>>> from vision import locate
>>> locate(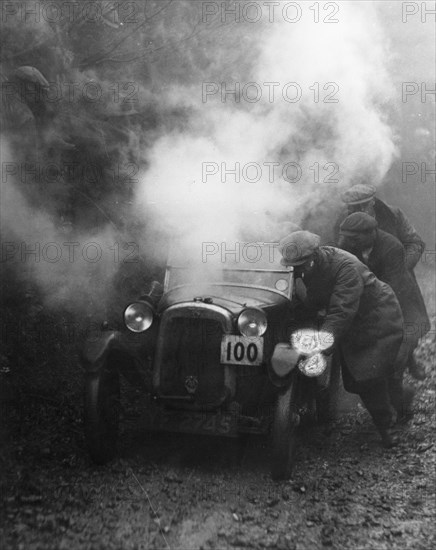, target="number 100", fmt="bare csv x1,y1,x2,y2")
226,342,259,363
